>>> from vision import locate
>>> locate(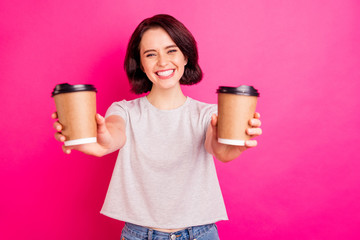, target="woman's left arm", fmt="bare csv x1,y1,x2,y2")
205,112,262,162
